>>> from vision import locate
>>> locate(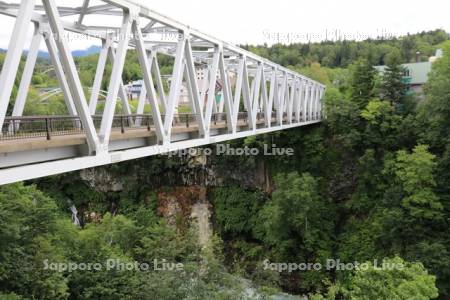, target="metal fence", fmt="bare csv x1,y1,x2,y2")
0,111,321,142
0,113,248,141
